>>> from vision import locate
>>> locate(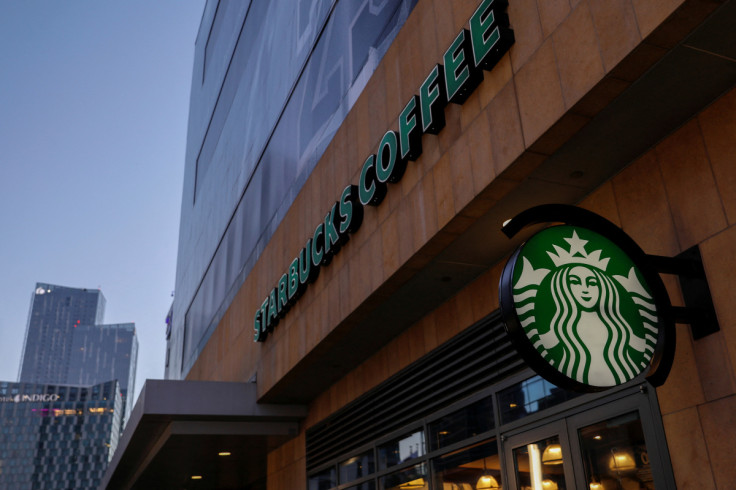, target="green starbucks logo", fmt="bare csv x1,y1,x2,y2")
510,226,658,387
